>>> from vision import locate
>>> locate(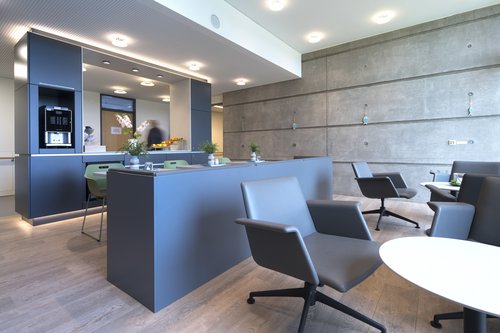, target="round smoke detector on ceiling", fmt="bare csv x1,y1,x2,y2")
211,14,221,29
